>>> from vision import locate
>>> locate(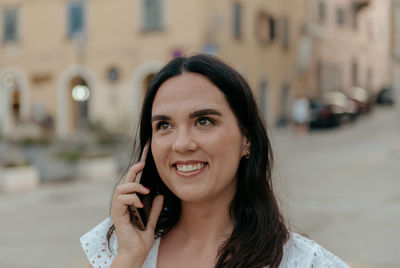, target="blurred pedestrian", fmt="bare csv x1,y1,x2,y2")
80,55,349,268
292,95,310,134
